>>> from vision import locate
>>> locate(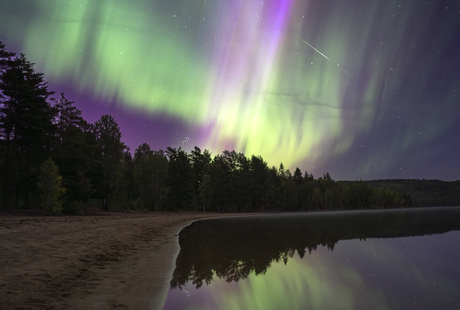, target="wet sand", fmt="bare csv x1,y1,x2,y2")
0,212,228,309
